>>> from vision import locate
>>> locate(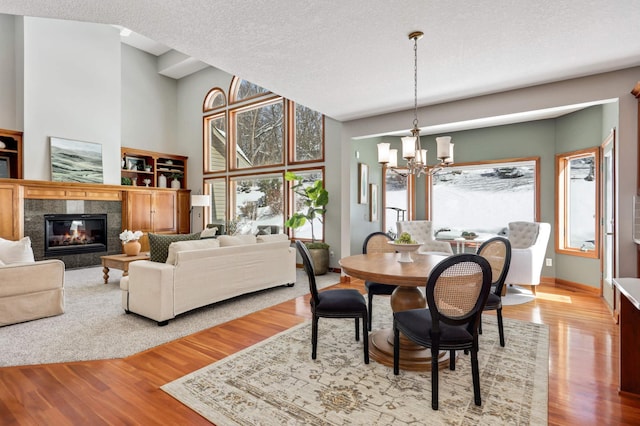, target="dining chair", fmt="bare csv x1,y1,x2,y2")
295,241,369,363
476,236,511,347
504,221,550,295
393,253,492,410
362,231,397,330
396,220,454,255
